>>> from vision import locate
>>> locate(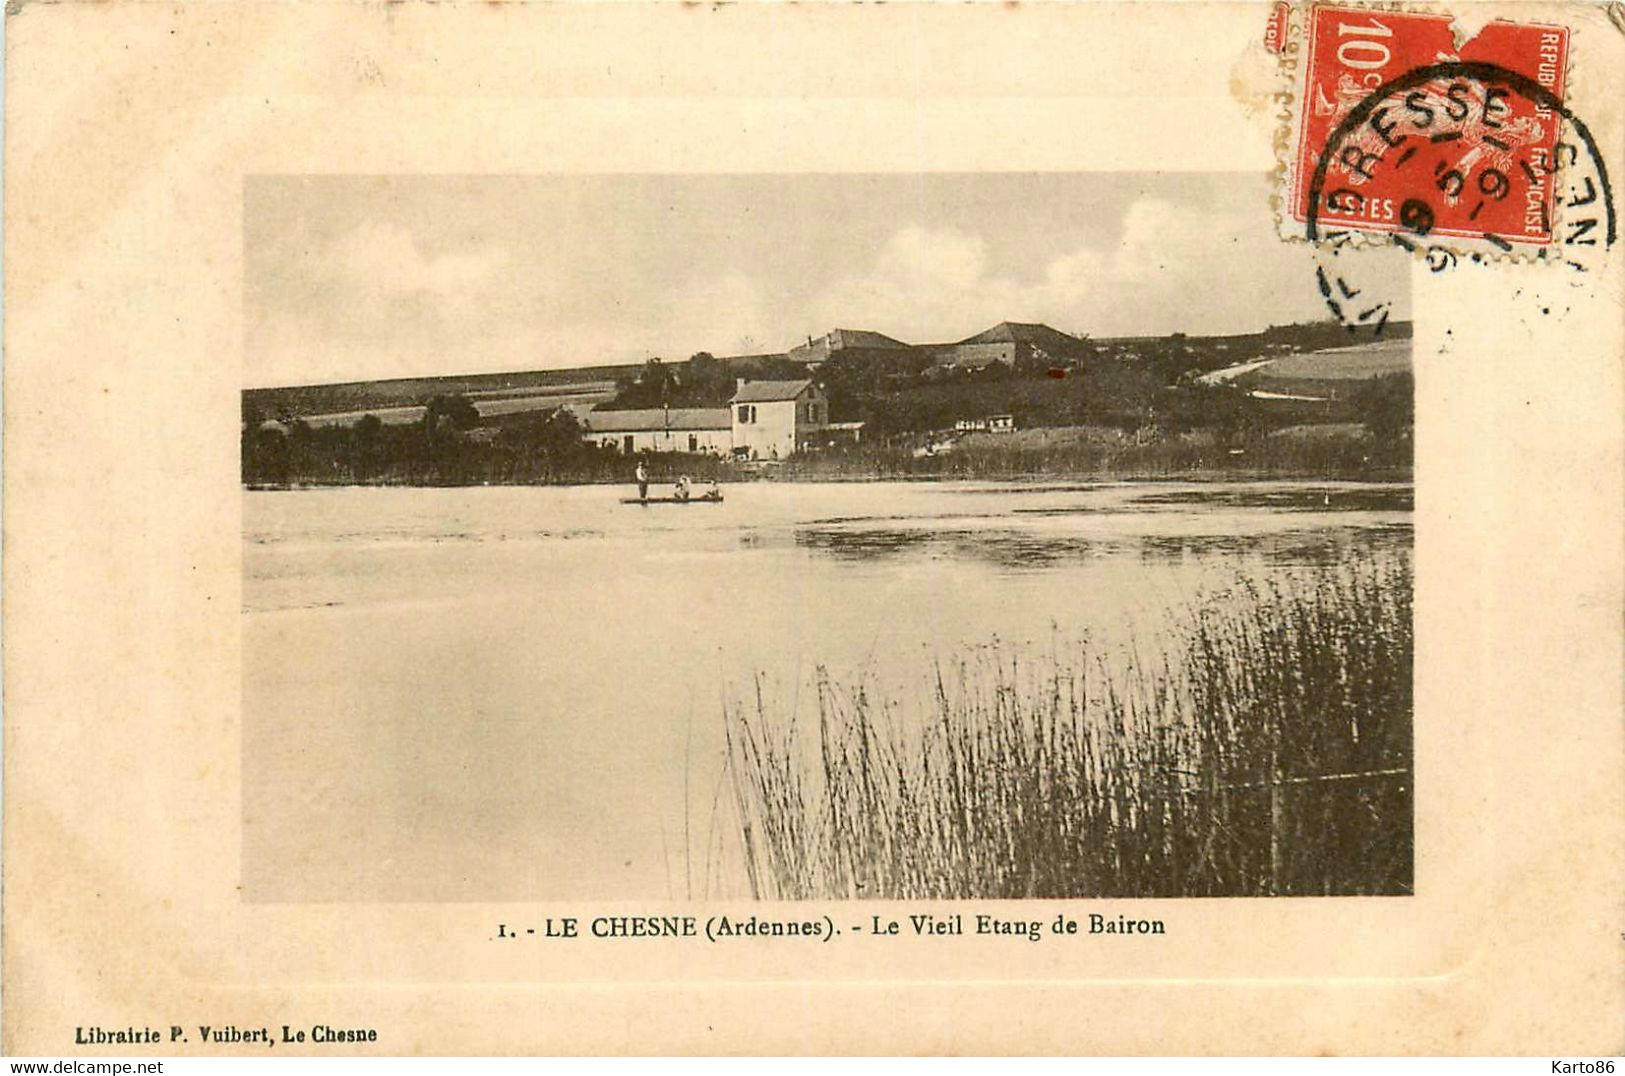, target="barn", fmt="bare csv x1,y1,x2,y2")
583,407,734,455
